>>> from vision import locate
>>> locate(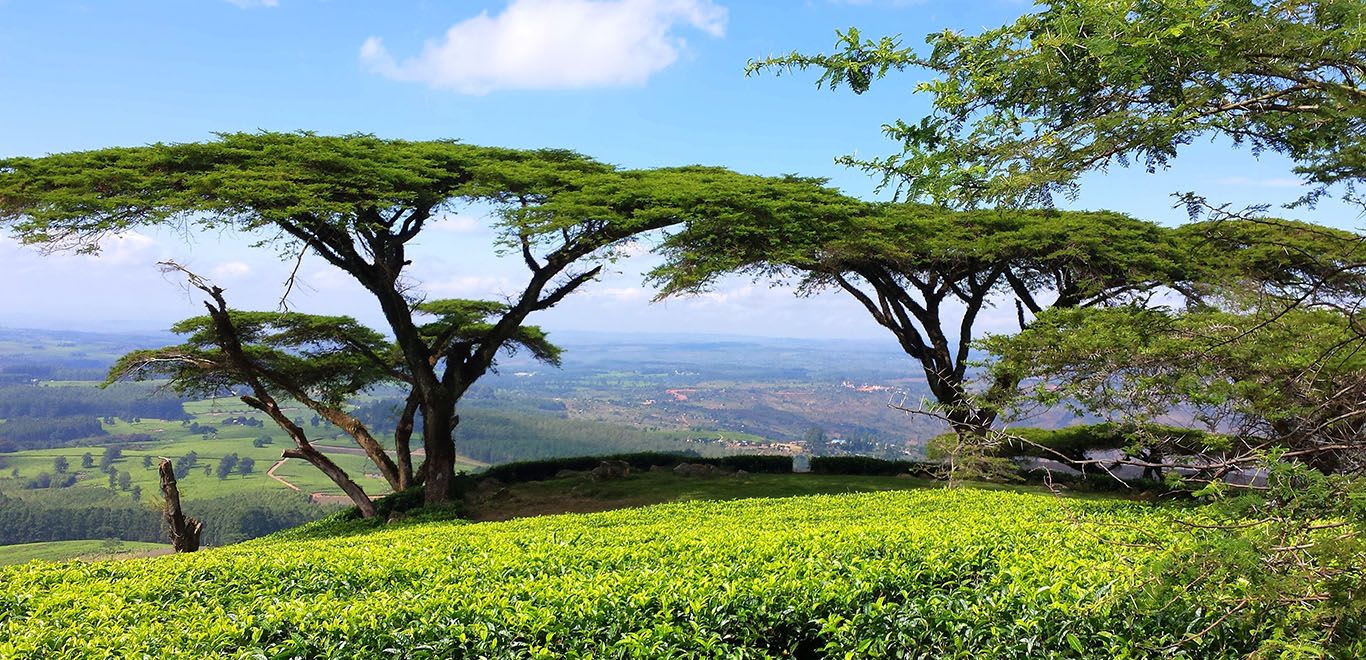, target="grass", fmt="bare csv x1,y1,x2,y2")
0,540,168,566
465,470,943,521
